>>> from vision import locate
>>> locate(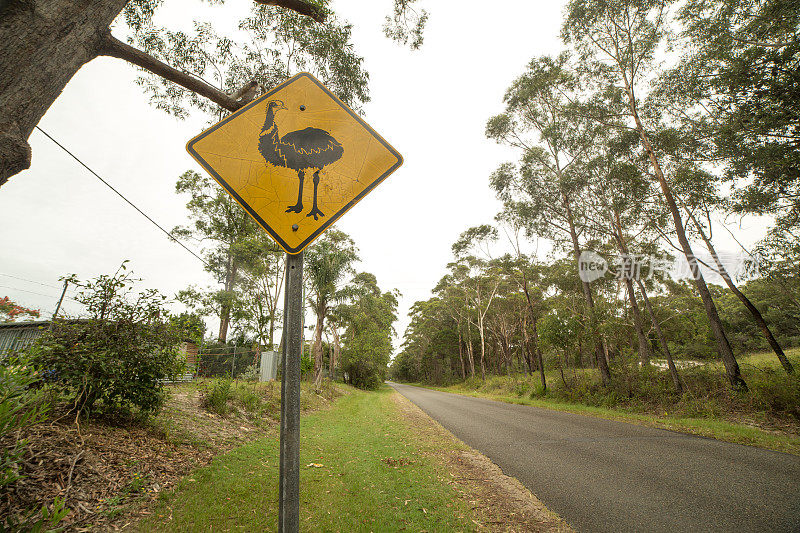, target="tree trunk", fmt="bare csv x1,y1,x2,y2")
533,318,546,392
623,277,653,365
465,318,475,377
634,277,683,393
457,328,466,380
623,82,746,390
563,194,612,384
0,0,323,186
478,317,487,380
688,210,794,374
218,258,238,343
313,309,325,388
610,209,652,365
329,325,340,380
0,0,129,185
